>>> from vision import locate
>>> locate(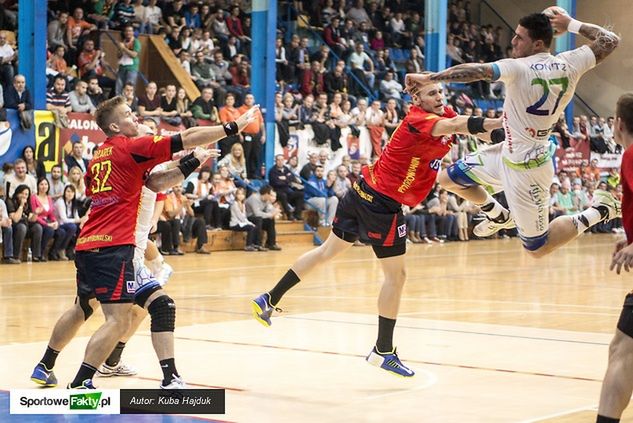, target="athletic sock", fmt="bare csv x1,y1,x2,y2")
596,415,620,423
375,316,397,353
571,208,603,235
40,346,59,370
478,194,508,222
70,362,97,387
268,269,301,306
160,358,180,385
147,255,164,276
105,341,126,367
